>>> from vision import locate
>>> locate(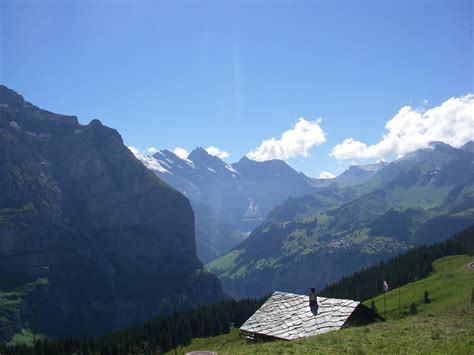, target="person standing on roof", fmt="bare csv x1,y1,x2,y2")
309,287,318,309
